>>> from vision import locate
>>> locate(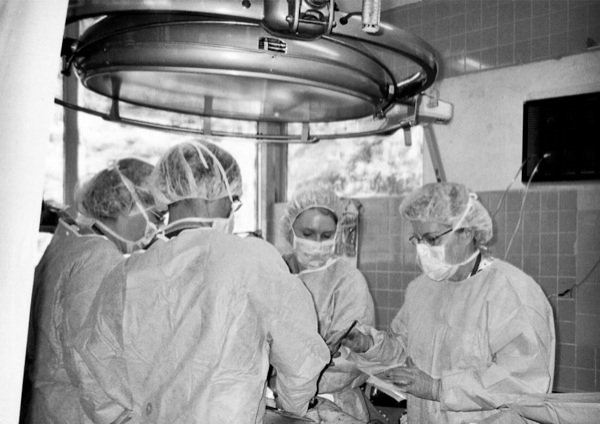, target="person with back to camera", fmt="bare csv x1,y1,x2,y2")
76,141,330,424
25,158,162,424
280,182,378,422
338,182,555,424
